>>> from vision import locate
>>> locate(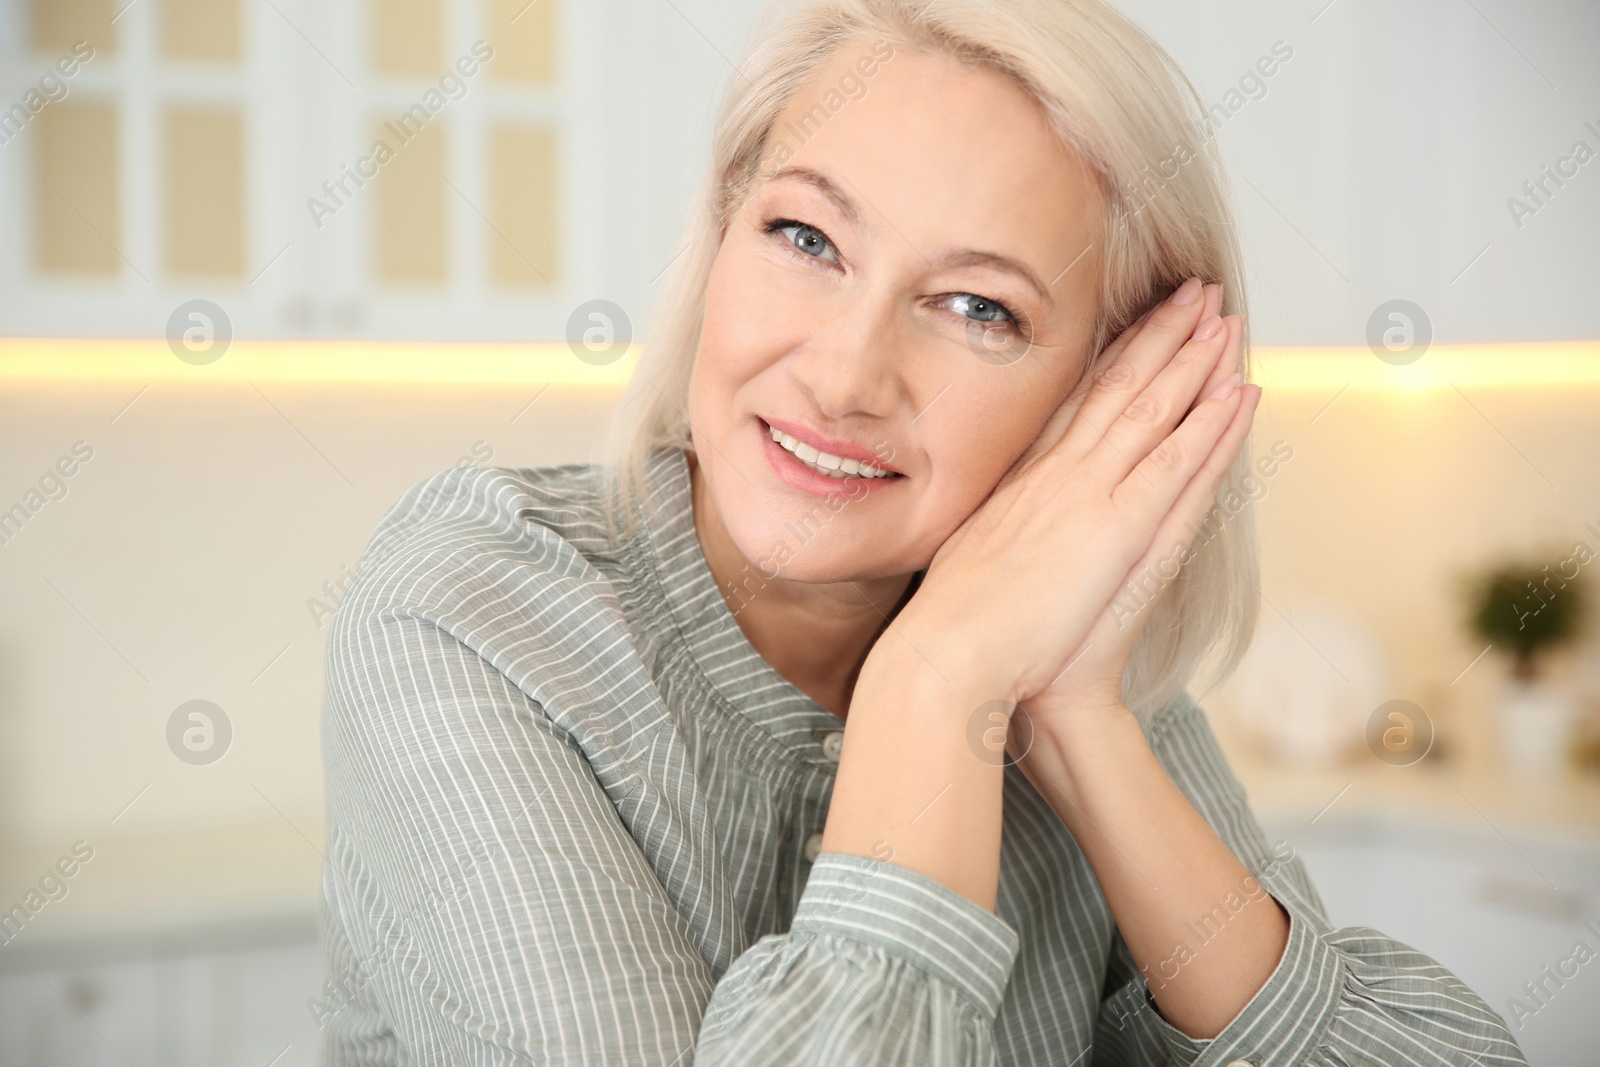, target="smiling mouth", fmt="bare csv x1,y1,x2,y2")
763,421,904,480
